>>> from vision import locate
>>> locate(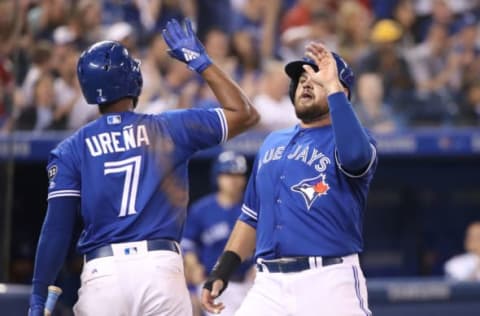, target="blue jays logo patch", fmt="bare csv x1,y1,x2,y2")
291,173,330,210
